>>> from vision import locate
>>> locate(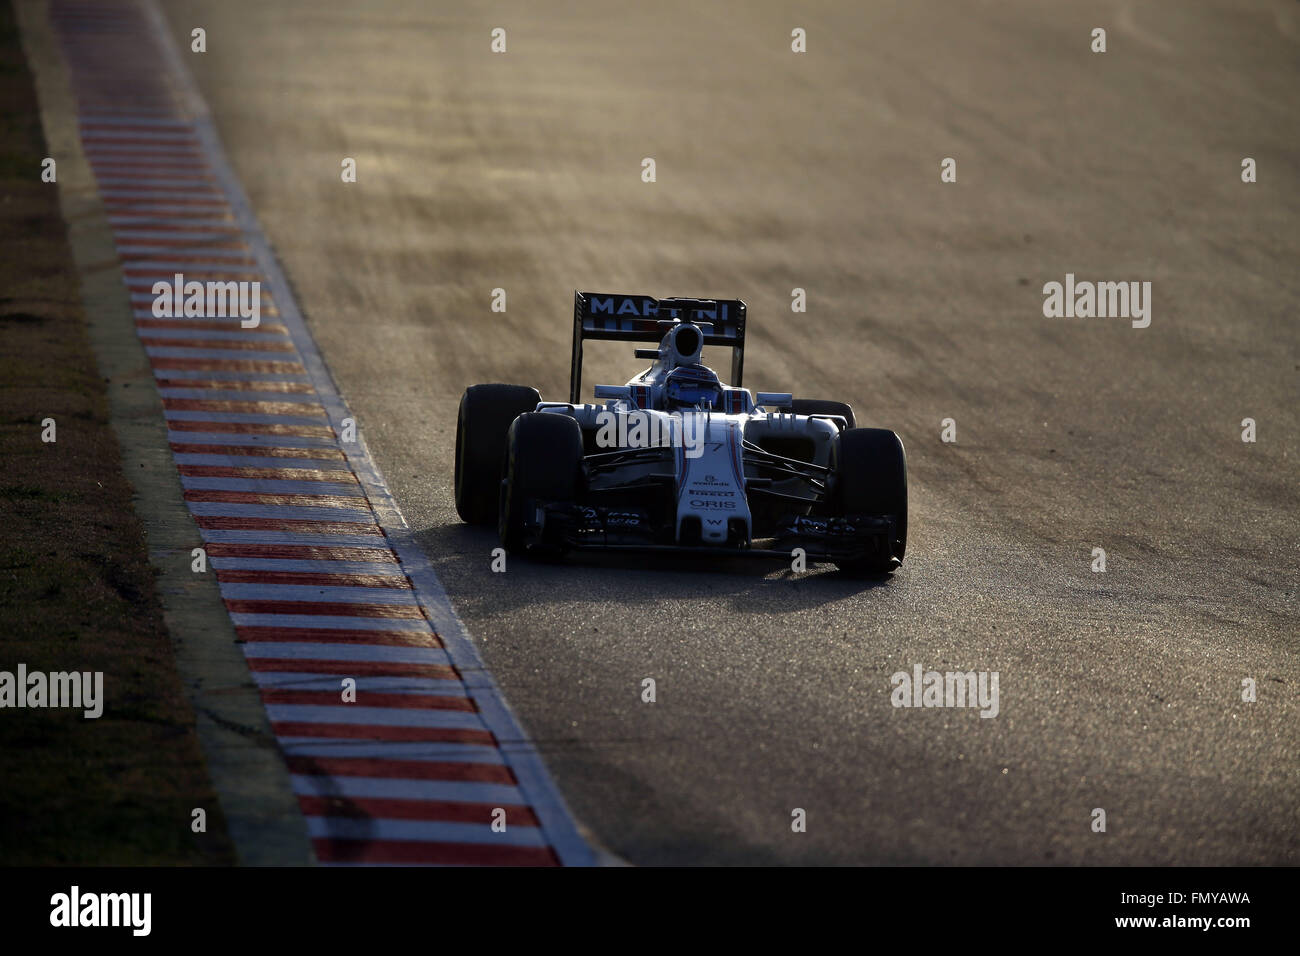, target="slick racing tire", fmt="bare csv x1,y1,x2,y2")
829,427,907,576
454,384,541,525
499,412,584,555
790,398,856,430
